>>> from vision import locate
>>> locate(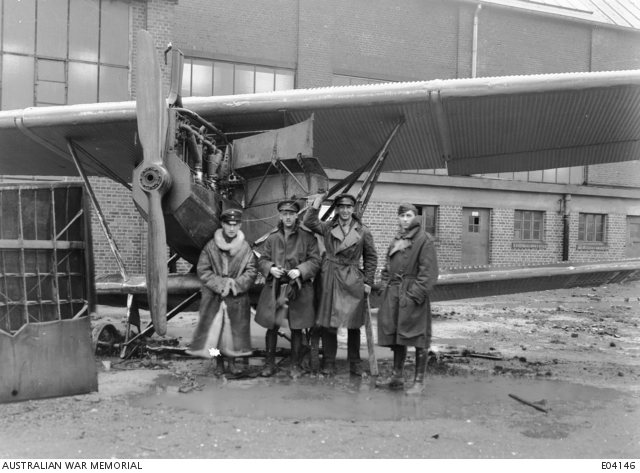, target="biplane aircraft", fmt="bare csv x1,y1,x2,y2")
1,29,640,383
